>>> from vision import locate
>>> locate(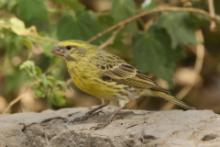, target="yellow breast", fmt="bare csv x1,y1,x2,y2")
66,60,121,100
